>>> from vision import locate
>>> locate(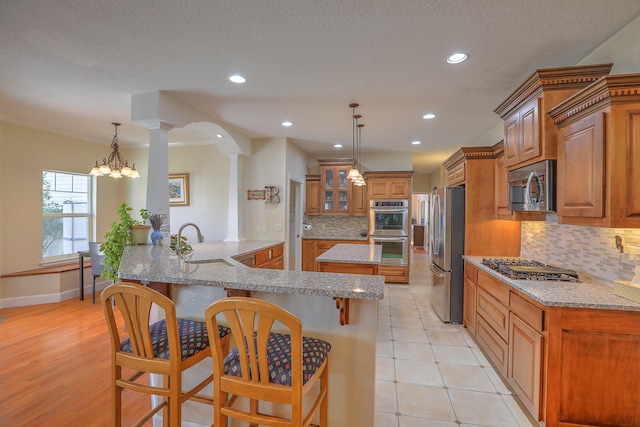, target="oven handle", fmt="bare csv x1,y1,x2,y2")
372,236,407,242
372,208,407,214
